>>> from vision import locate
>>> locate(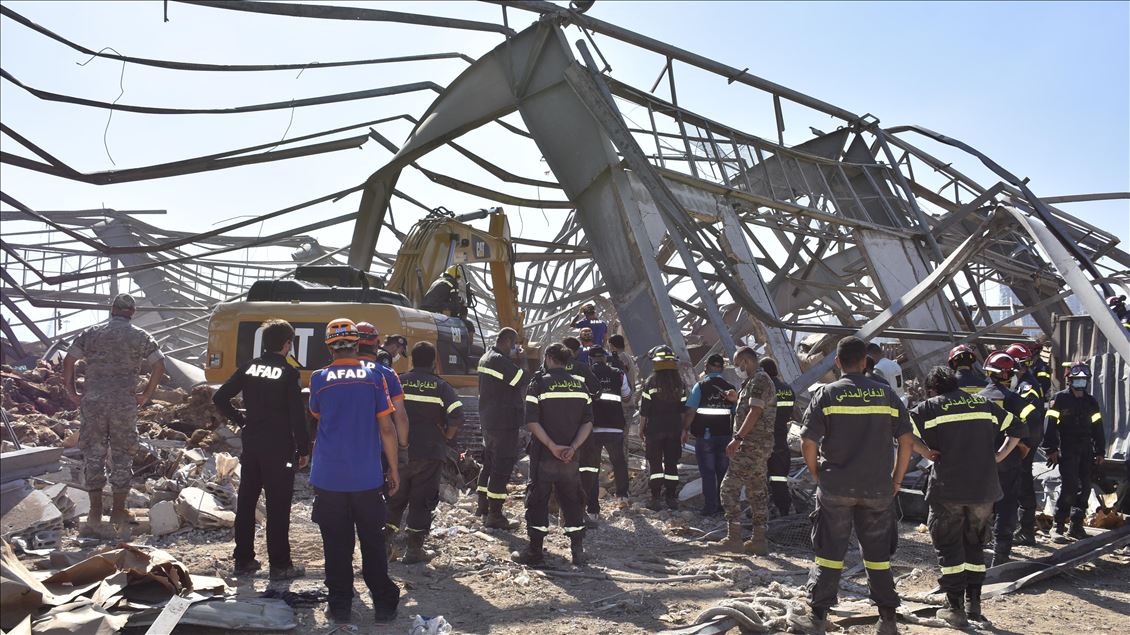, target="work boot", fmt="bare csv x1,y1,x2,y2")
936,591,969,628
401,531,427,565
665,496,679,511
475,490,488,517
80,490,104,537
324,604,351,624
876,606,899,635
1052,521,1070,544
373,603,397,624
1068,520,1088,540
570,538,587,566
1013,525,1036,546
512,536,545,567
965,585,984,622
233,559,261,576
110,491,130,535
792,606,827,635
484,499,516,531
584,513,599,529
719,522,744,552
269,564,305,581
990,546,1010,568
743,525,768,556
646,492,664,511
